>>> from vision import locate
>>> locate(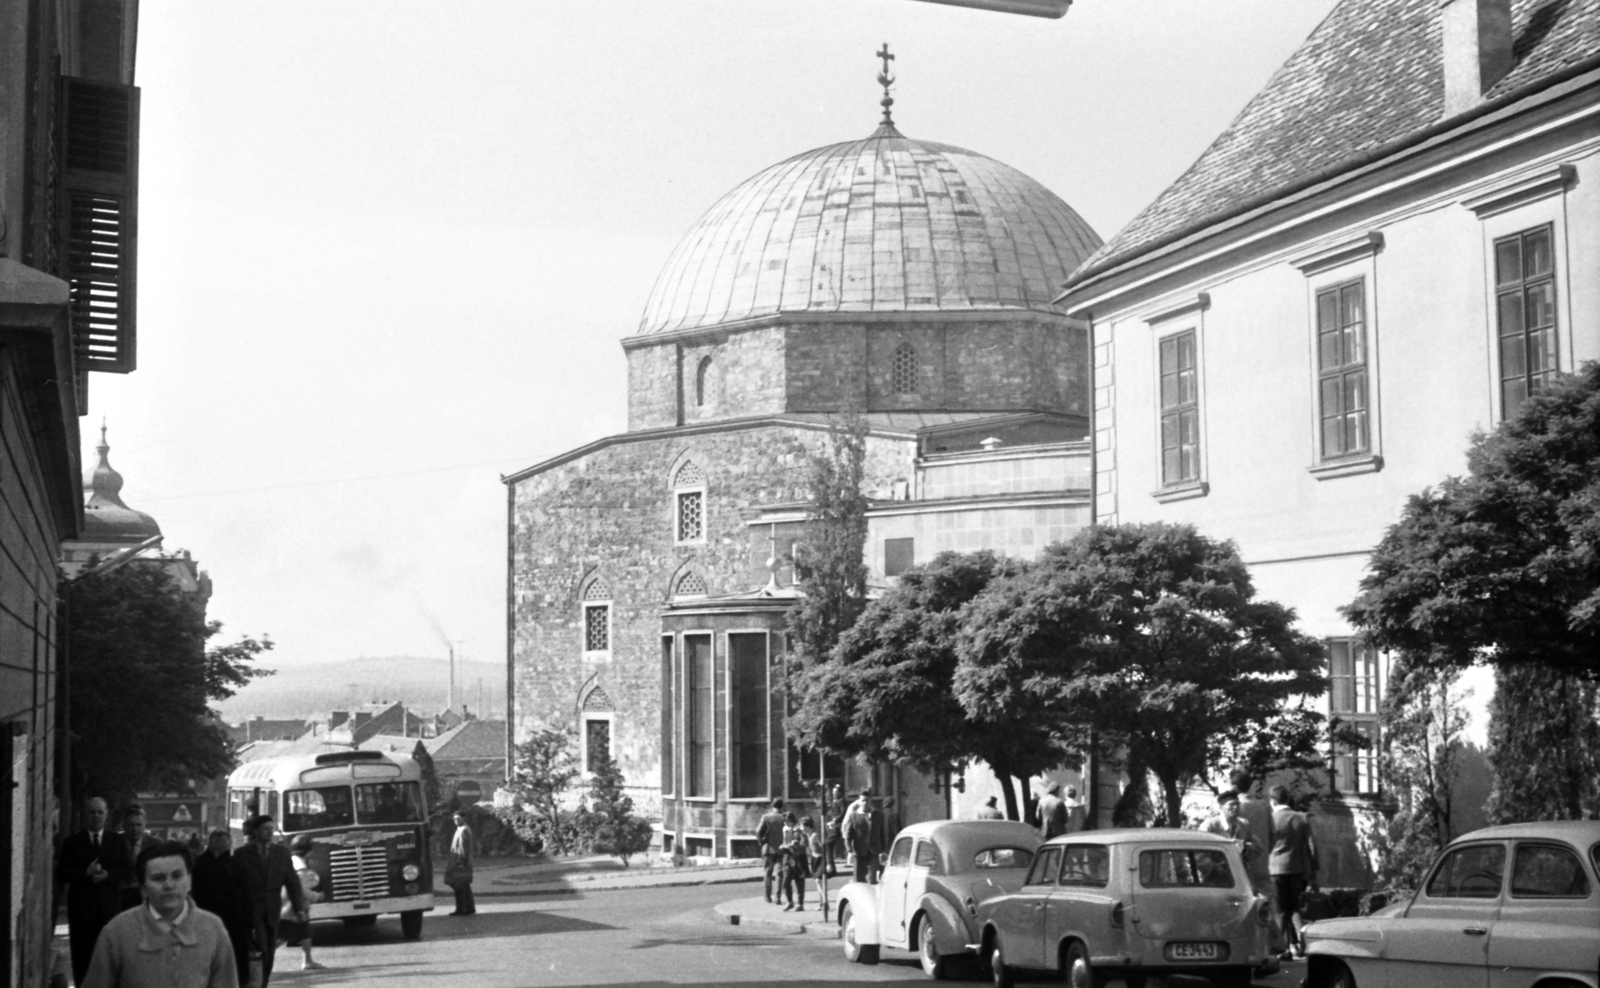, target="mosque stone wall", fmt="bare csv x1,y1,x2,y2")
678,326,787,425
508,423,916,804
626,343,681,430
